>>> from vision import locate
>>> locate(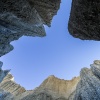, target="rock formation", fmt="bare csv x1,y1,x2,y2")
68,0,100,40
0,0,61,99
0,61,10,83
0,0,61,57
1,60,100,100
0,73,79,100
74,60,100,100
0,0,100,100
